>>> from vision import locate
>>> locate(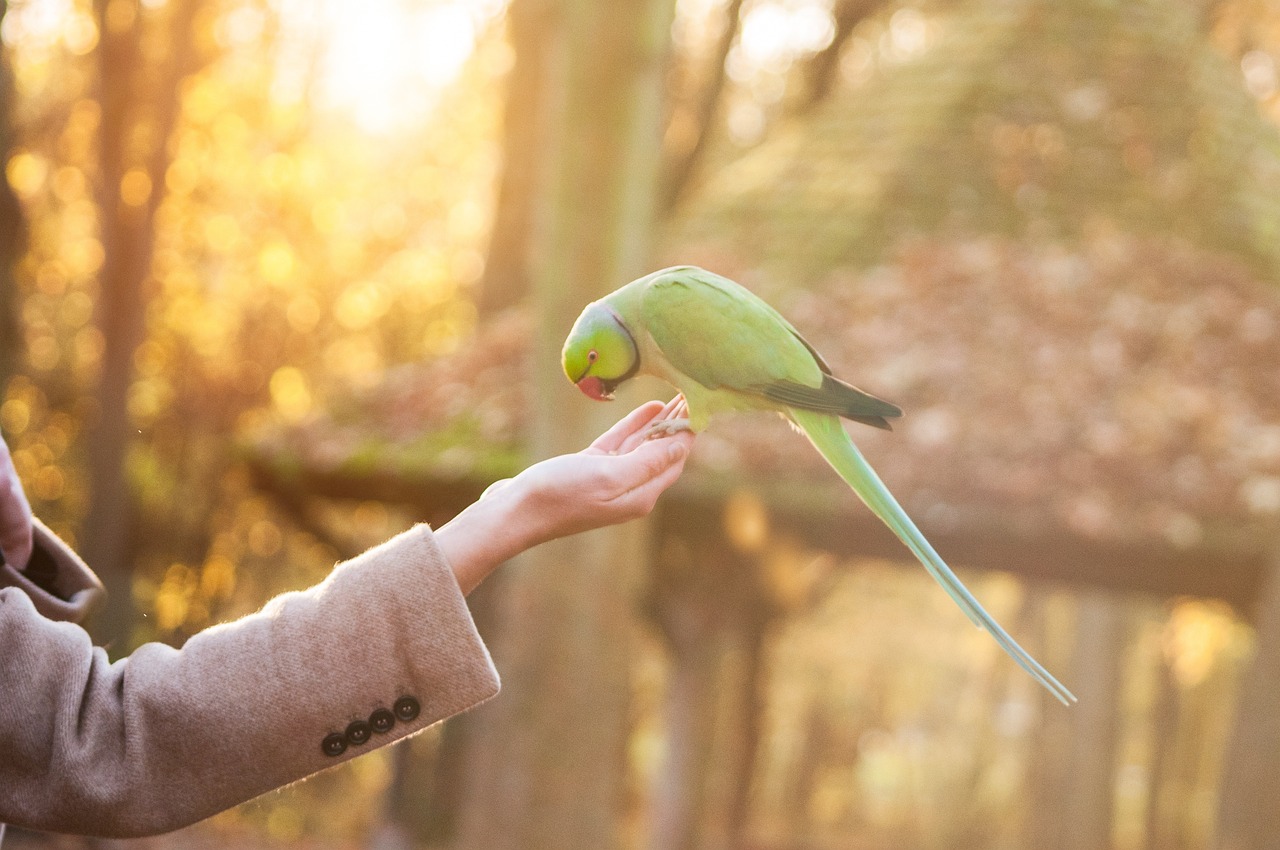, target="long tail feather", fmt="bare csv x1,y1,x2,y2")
792,409,1077,706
